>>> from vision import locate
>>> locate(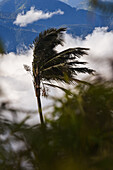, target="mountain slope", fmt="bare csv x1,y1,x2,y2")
0,0,72,14
0,0,110,52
